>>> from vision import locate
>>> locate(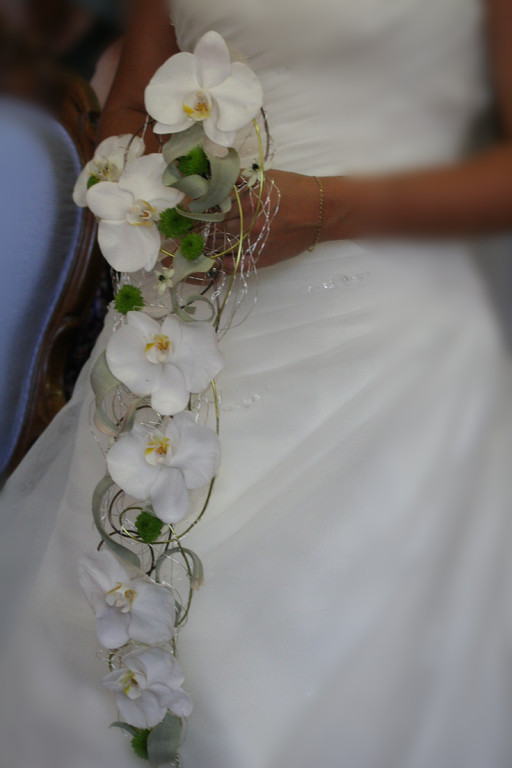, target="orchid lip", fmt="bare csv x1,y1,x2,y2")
183,90,212,121
144,433,174,465
105,581,137,613
145,333,173,364
127,199,158,227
